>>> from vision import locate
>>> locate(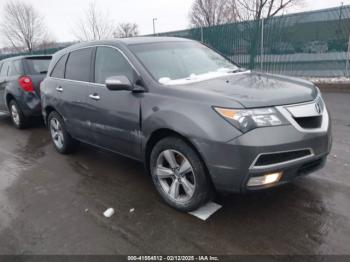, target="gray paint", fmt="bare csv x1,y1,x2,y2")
41,37,332,193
